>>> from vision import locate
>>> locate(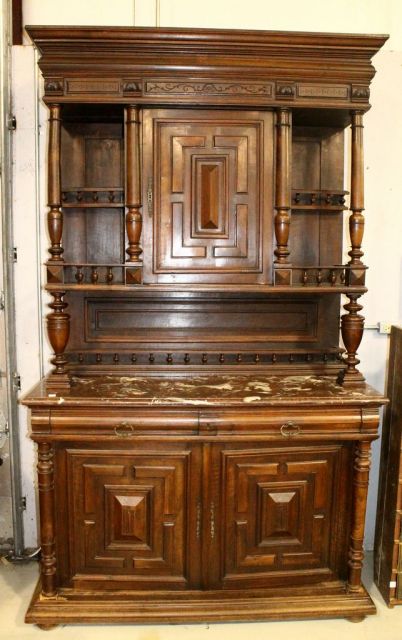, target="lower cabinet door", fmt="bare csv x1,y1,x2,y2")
57,443,202,590
219,442,353,589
